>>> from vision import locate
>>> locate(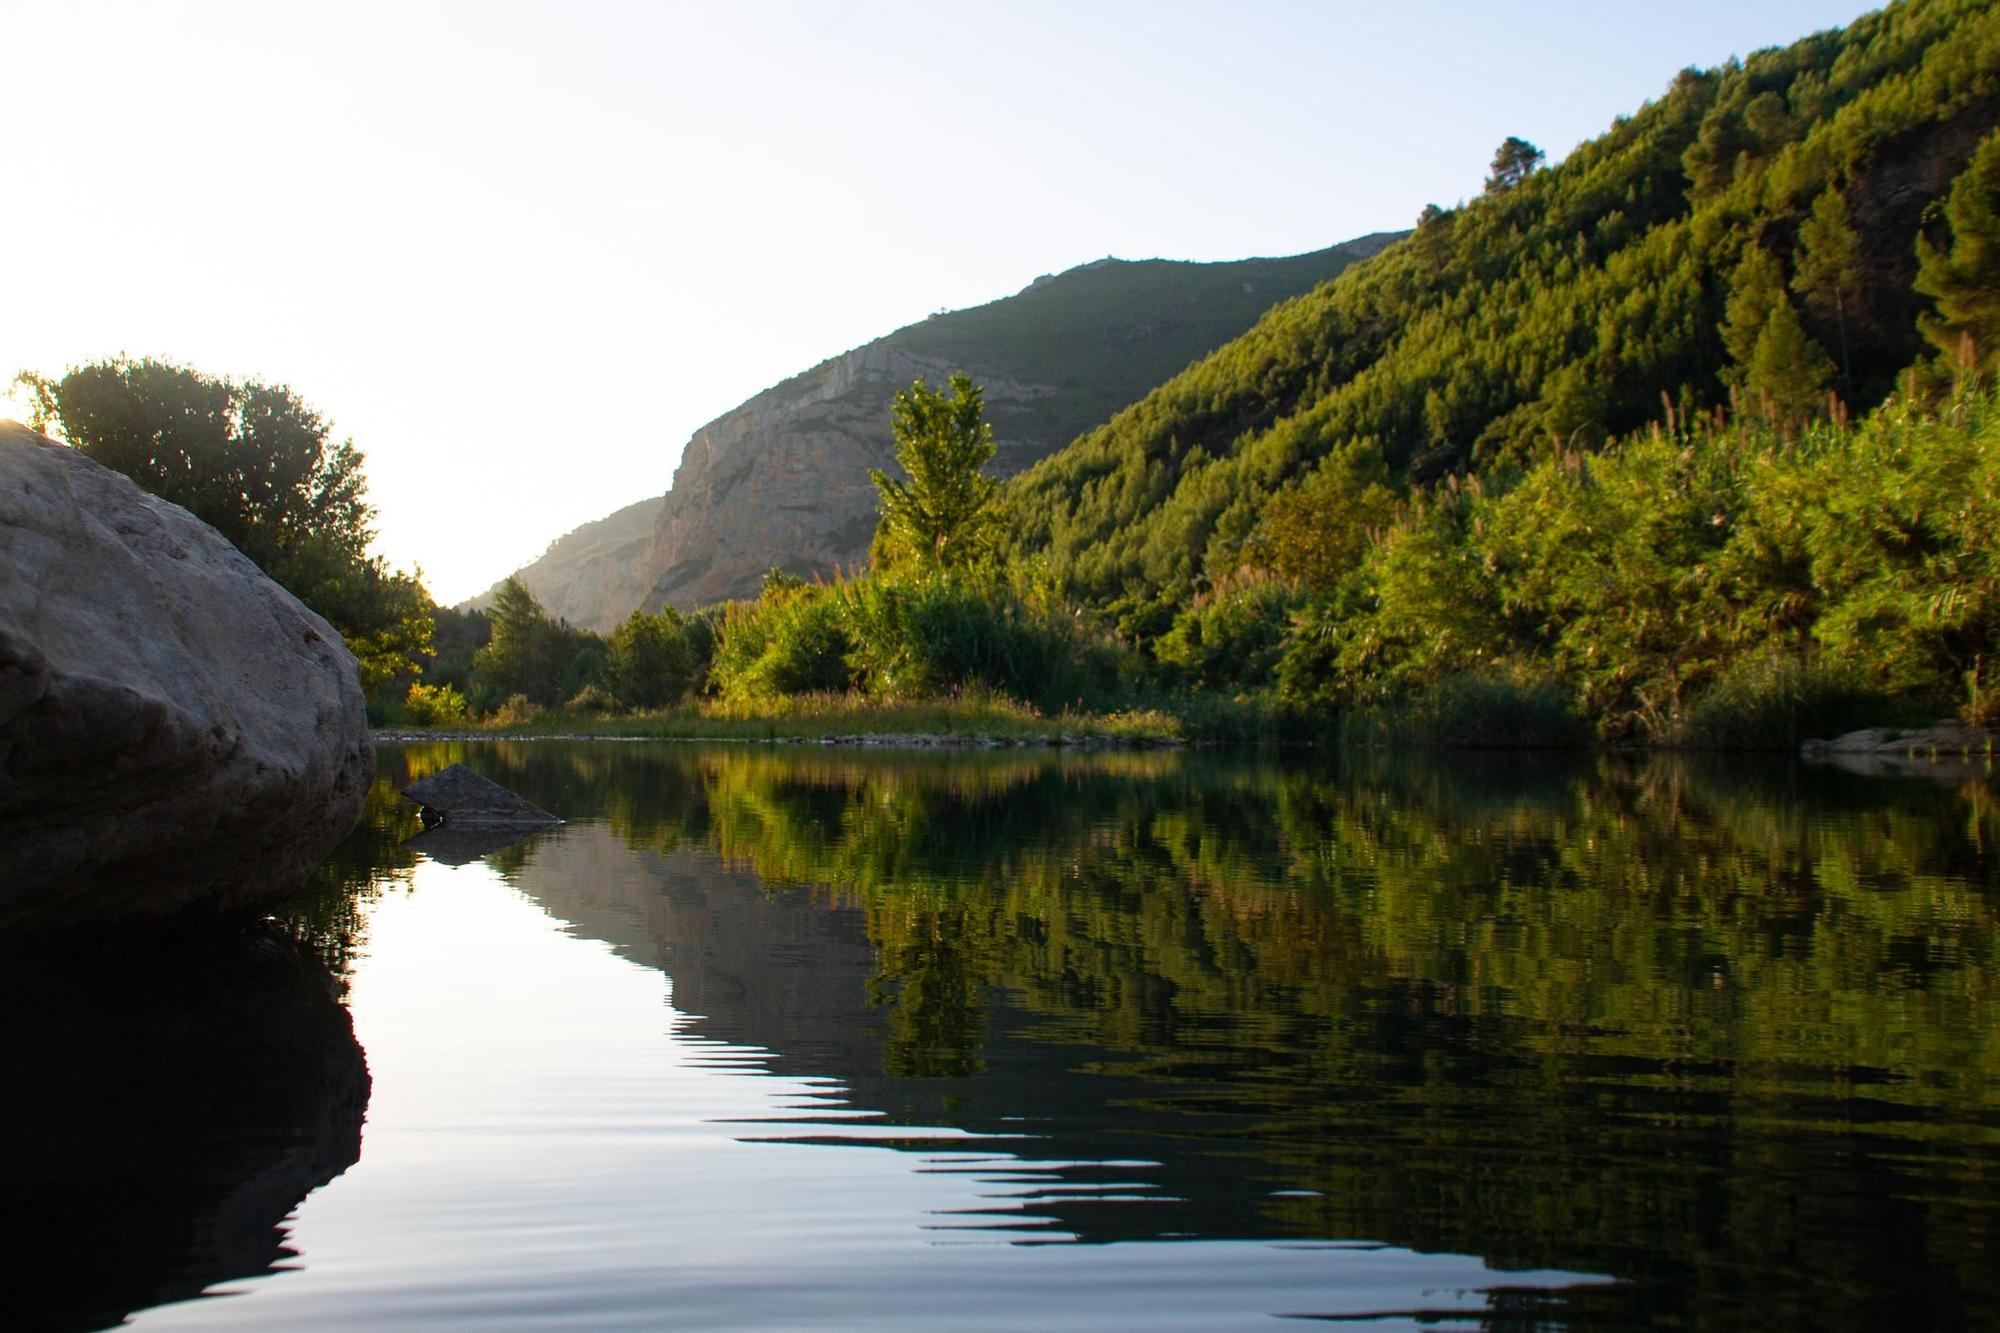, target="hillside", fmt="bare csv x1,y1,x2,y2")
468,236,1399,628
1005,0,2000,634
465,495,662,628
